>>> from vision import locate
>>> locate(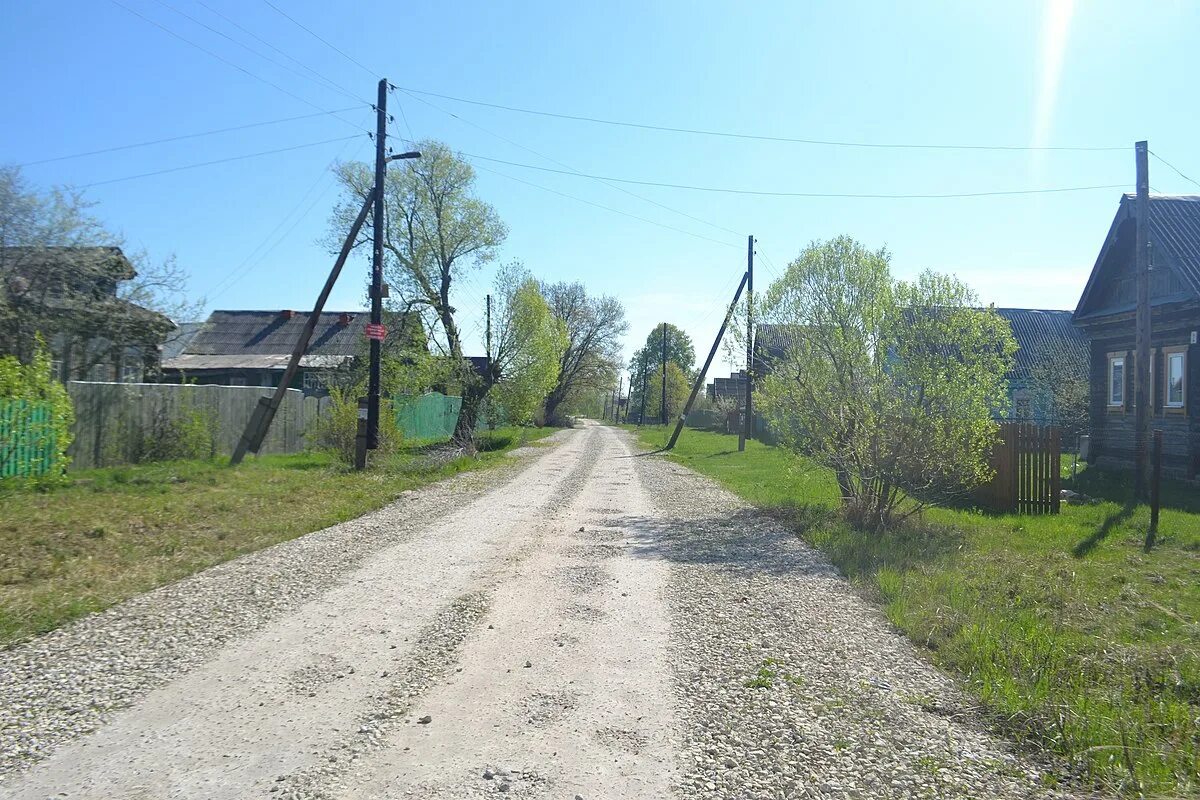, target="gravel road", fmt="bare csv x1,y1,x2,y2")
1,423,1073,799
